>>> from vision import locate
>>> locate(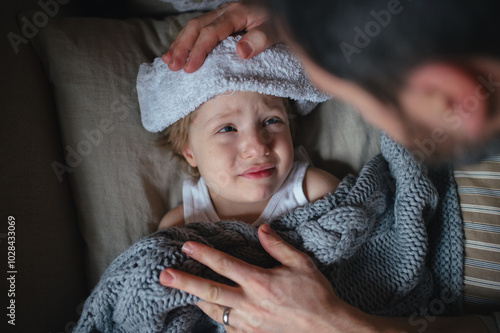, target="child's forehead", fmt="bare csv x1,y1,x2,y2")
190,92,287,126
203,91,286,110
